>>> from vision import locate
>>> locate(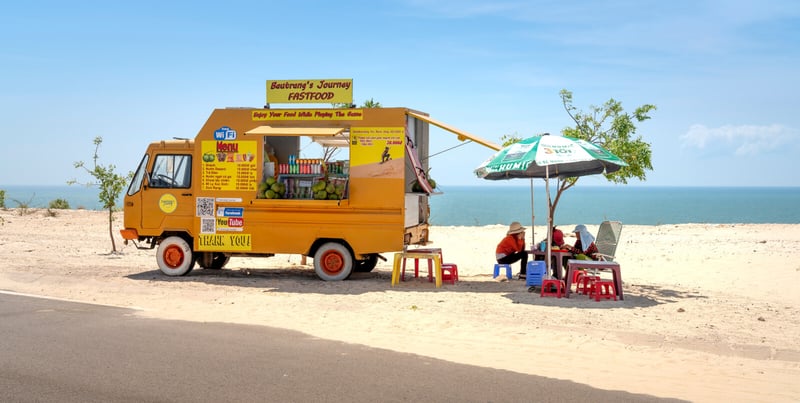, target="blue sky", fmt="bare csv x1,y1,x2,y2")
2,0,798,188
